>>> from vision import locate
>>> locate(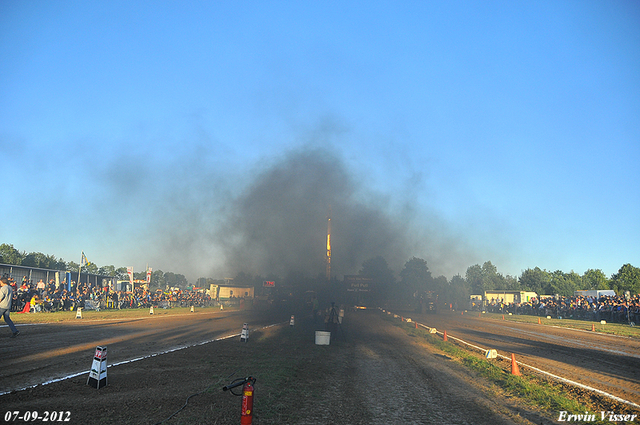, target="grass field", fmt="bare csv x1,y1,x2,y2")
479,311,640,339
